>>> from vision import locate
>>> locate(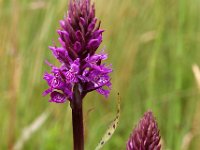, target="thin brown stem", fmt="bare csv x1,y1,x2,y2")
70,84,84,150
